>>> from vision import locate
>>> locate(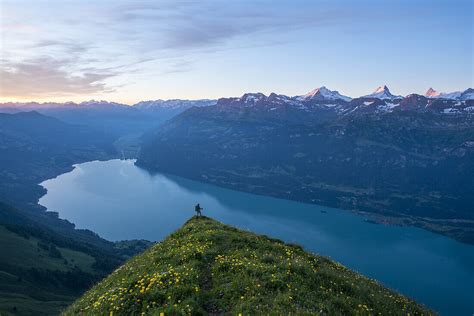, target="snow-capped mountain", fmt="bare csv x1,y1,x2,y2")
424,88,473,100
78,100,126,107
237,93,268,104
214,87,473,117
362,85,402,100
1,86,471,120
460,88,474,101
0,100,130,110
435,91,462,100
425,88,441,98
300,86,351,102
132,99,217,123
134,99,216,111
